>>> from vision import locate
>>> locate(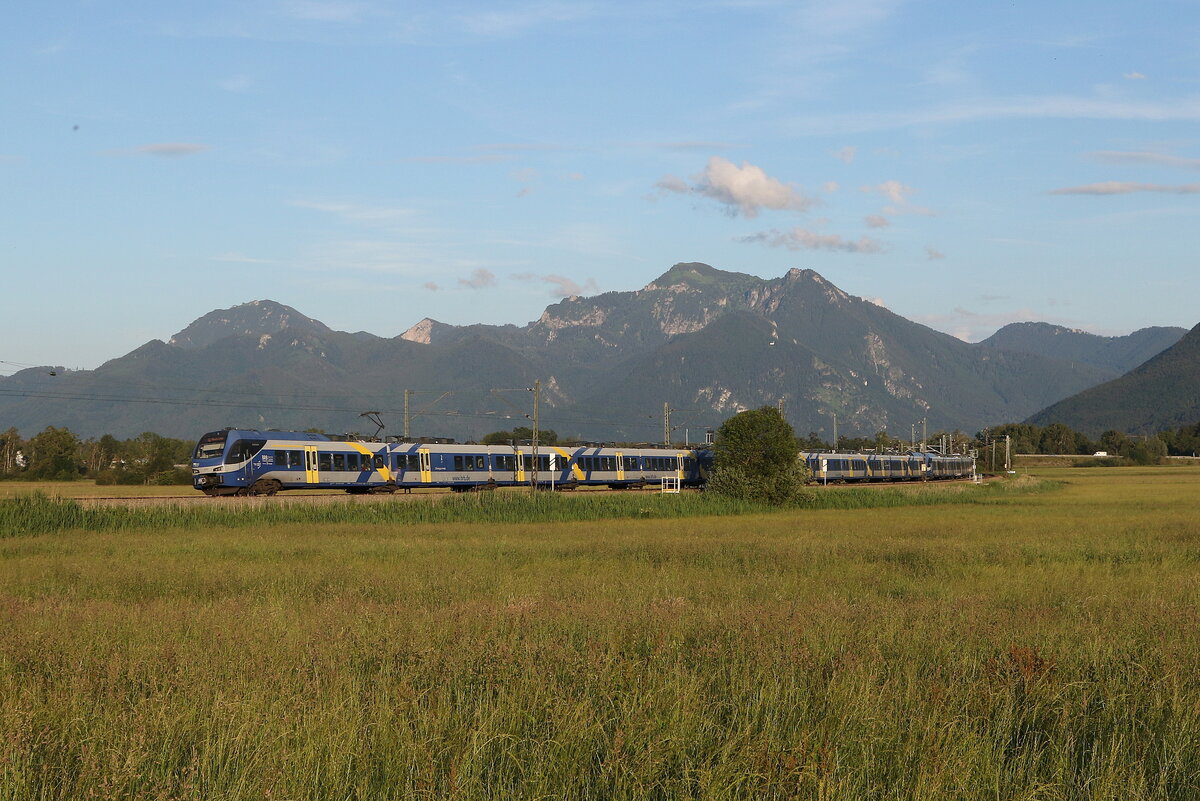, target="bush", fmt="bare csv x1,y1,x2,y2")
708,407,811,505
